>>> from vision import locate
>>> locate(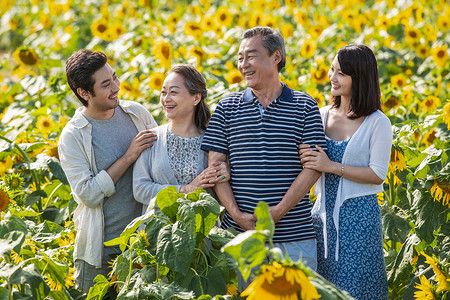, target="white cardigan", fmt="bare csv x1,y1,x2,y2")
313,106,392,261
133,124,208,213
58,100,157,267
